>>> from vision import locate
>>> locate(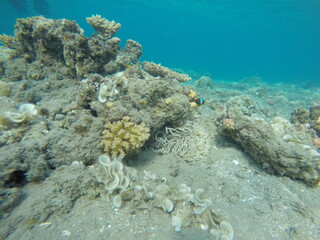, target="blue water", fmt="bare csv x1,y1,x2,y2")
0,0,319,84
